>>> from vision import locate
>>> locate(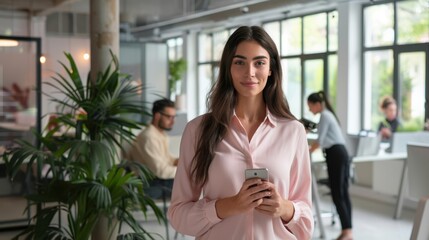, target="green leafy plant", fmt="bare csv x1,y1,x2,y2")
397,117,424,132
168,58,187,96
2,52,164,240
